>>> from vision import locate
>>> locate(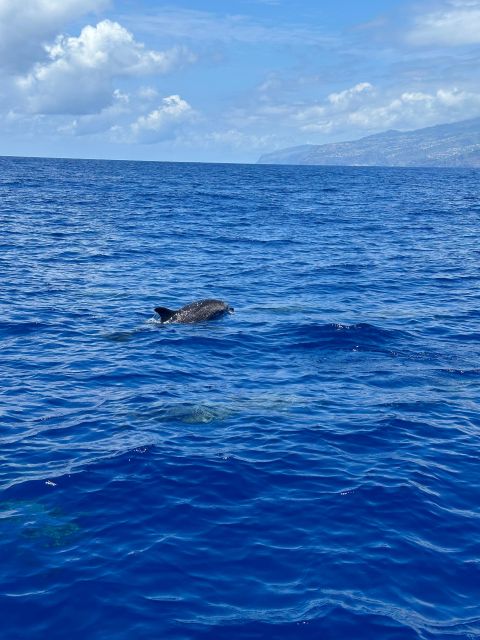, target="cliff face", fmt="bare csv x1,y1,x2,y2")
257,117,480,167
